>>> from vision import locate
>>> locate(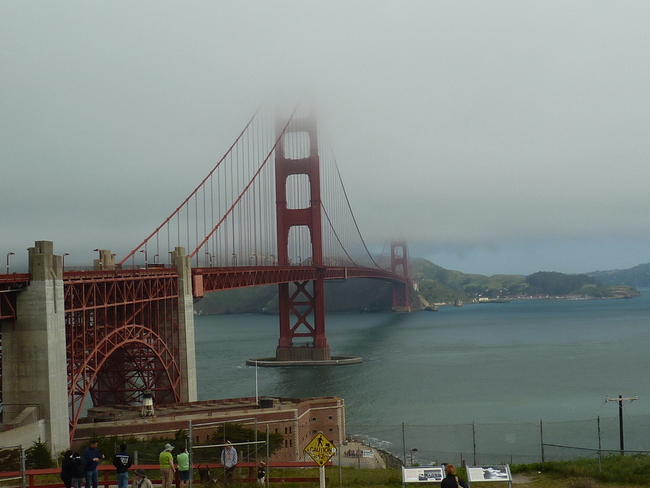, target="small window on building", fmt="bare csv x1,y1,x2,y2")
328,416,333,420
312,417,317,421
